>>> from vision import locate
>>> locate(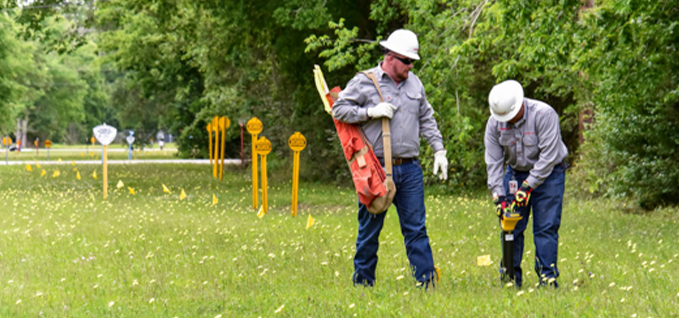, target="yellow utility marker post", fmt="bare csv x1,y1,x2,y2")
212,116,220,178
45,140,52,160
288,132,306,217
3,137,11,165
255,136,272,215
220,116,230,180
246,117,263,210
207,123,213,164
93,124,117,200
